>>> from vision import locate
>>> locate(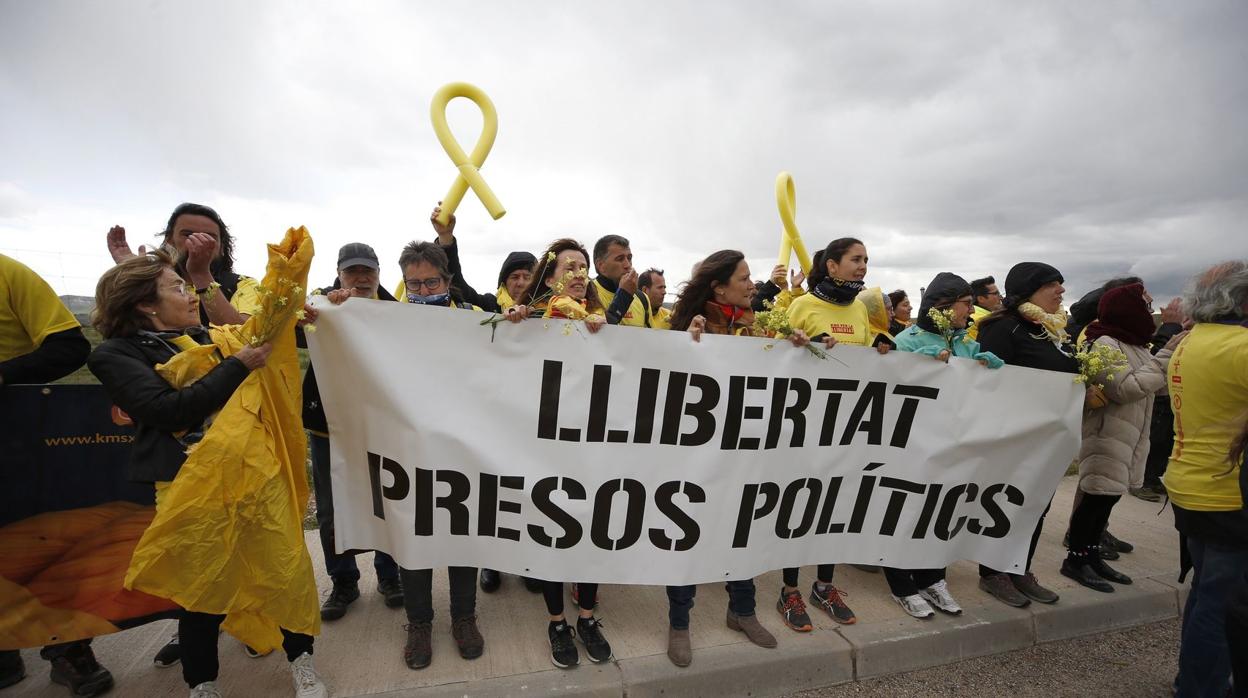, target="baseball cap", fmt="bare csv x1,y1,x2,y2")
337,242,380,271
